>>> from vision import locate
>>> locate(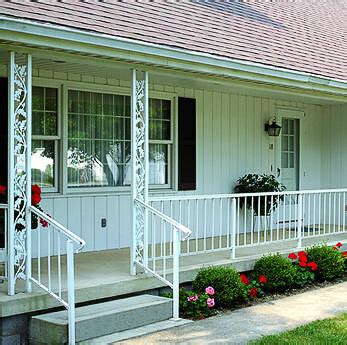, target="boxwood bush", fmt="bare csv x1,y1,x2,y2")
306,244,345,281
254,254,296,291
192,266,245,308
